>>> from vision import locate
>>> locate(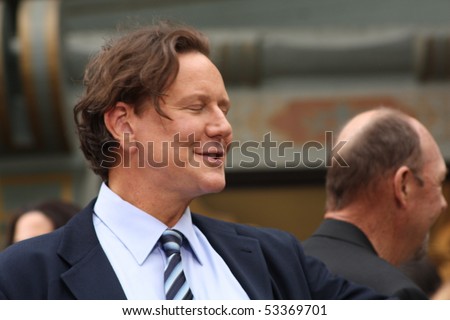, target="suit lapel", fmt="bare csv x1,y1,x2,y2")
57,200,127,299
56,203,273,299
192,214,273,299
